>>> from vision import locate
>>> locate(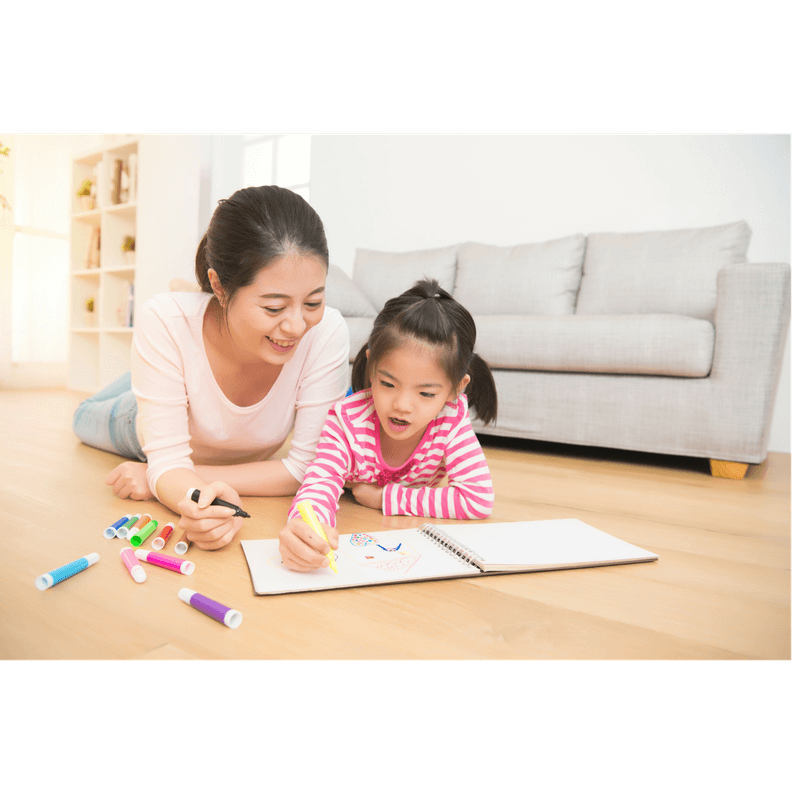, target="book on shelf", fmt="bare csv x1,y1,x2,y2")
86,226,101,269
111,158,124,204
126,282,135,327
127,152,138,203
